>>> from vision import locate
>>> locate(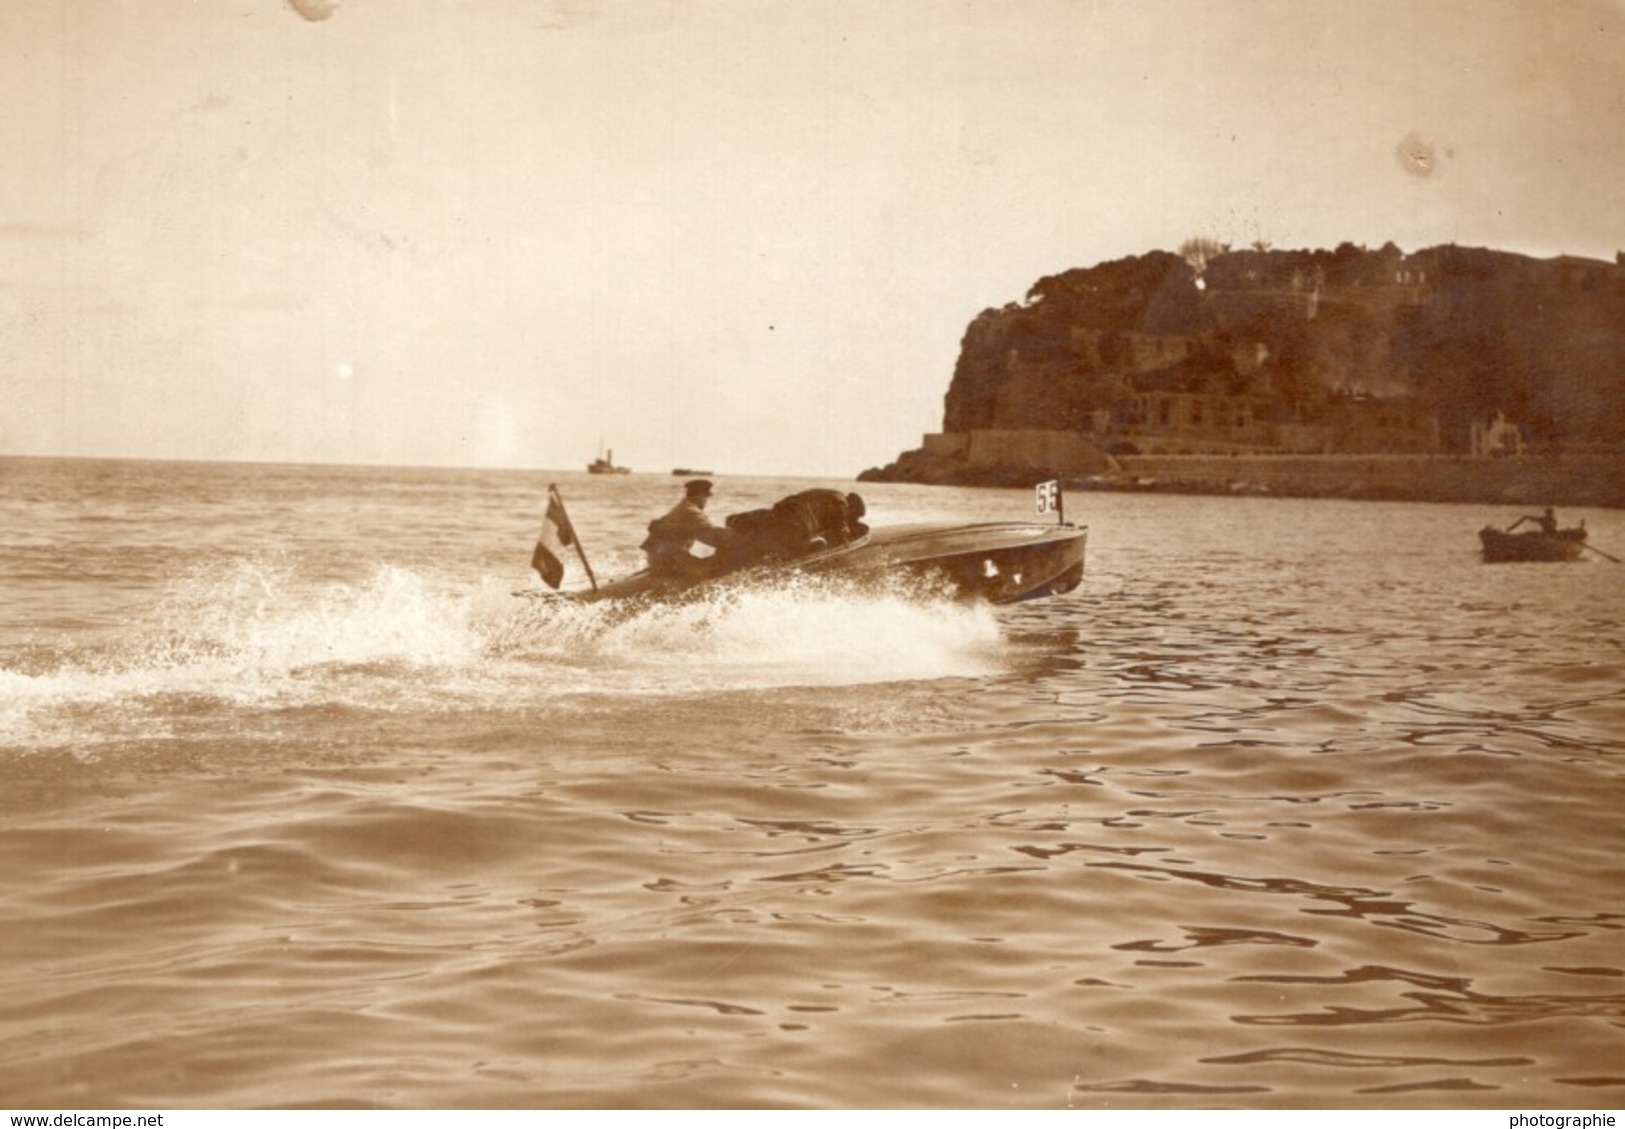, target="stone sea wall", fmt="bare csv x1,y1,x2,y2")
859,436,1625,508
1105,453,1625,507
